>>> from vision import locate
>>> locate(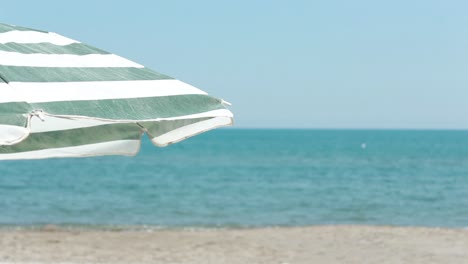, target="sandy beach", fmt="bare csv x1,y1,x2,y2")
0,225,466,264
